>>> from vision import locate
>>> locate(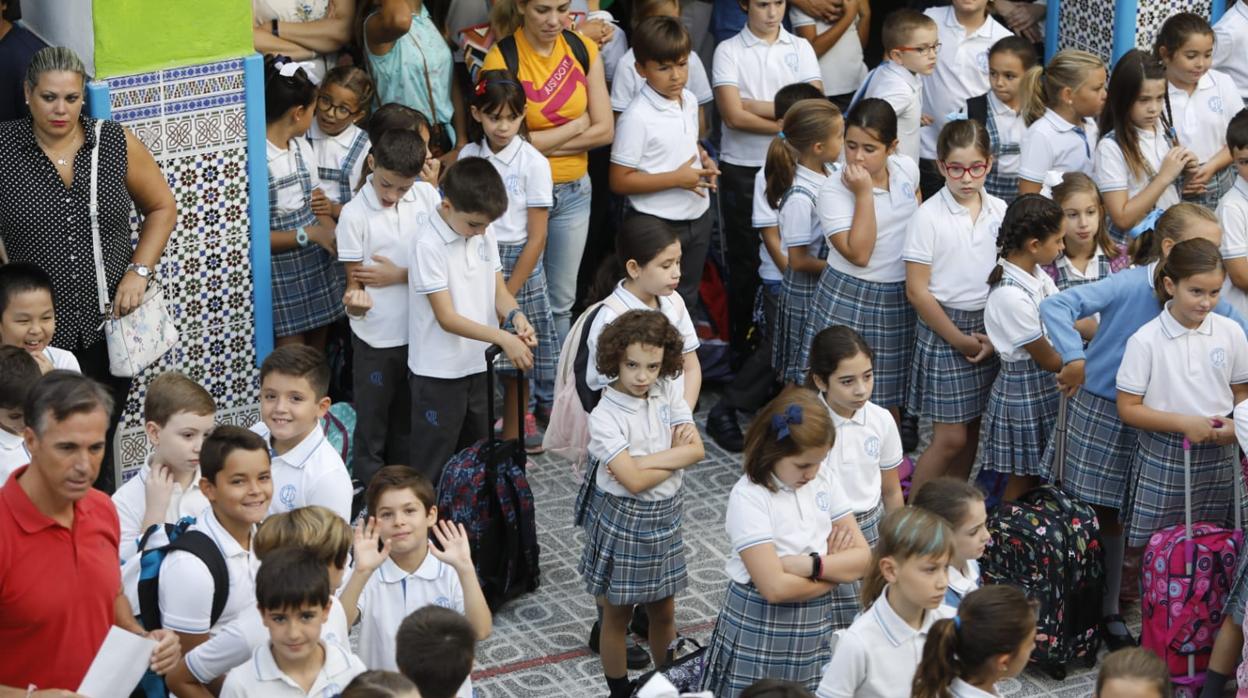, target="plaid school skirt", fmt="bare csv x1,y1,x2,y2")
1180,164,1235,211
1041,388,1137,509
981,358,1060,477
701,581,838,696
907,308,999,424
773,266,823,384
800,268,914,409
497,242,556,386
1124,431,1239,547
826,502,883,632
1226,551,1248,625
578,486,688,605
271,210,346,338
